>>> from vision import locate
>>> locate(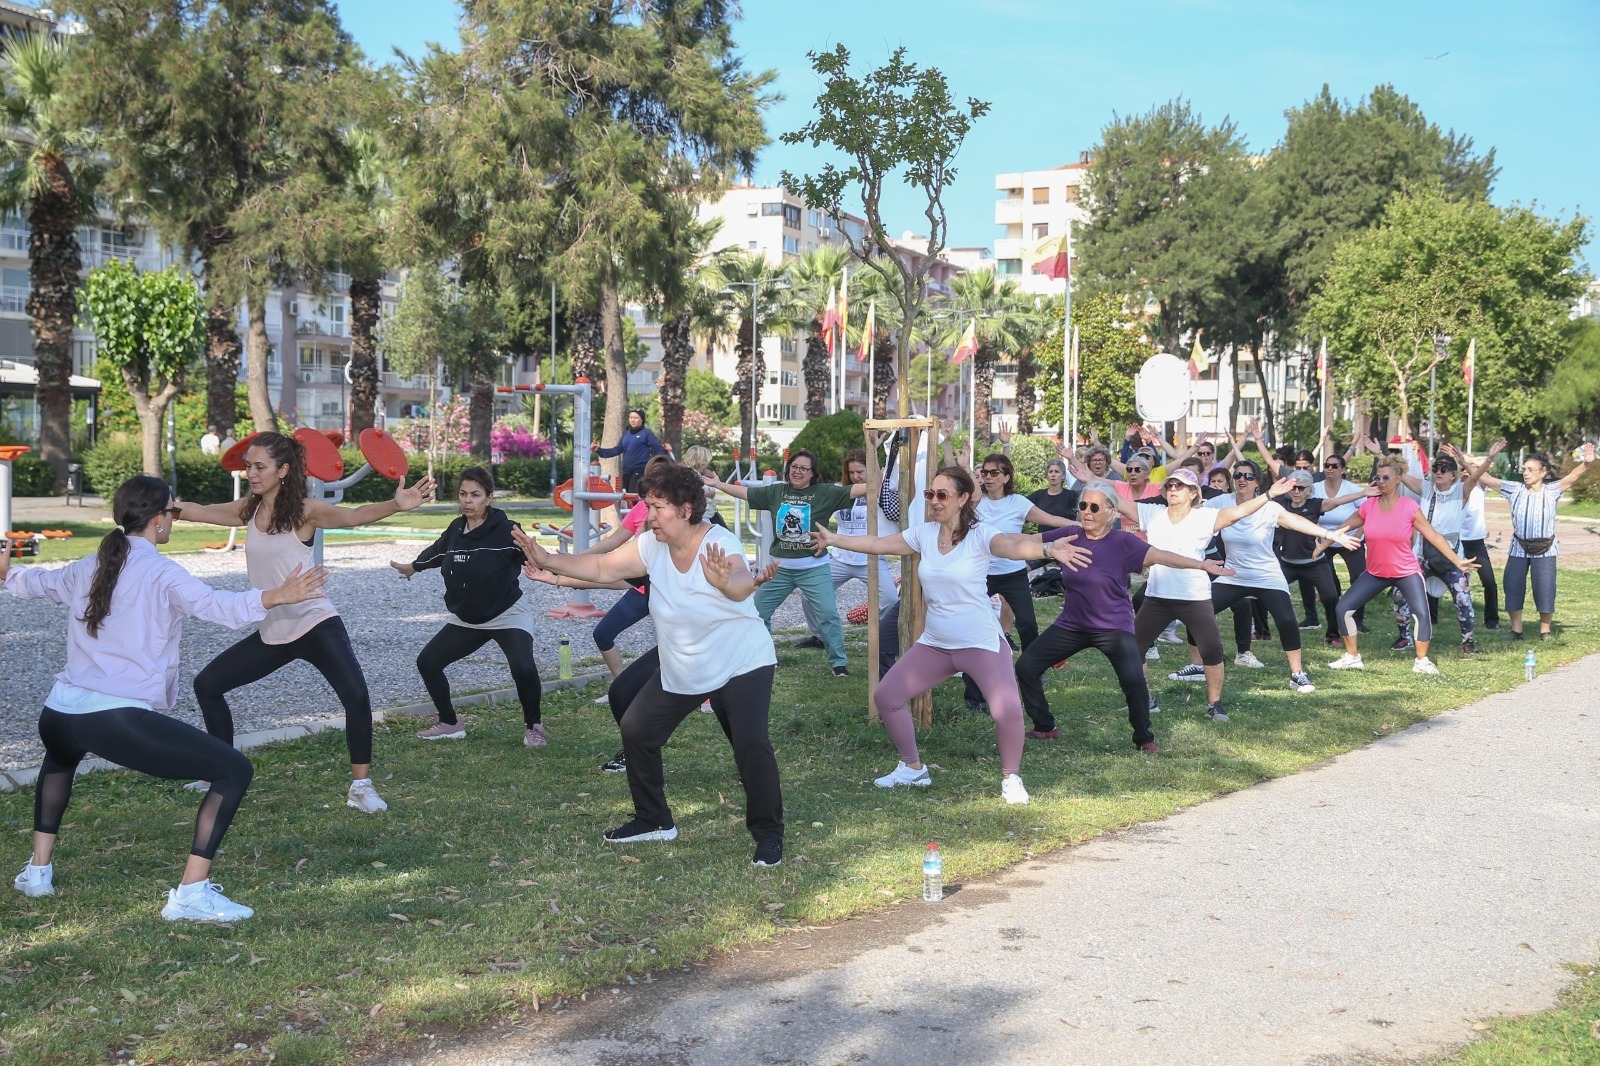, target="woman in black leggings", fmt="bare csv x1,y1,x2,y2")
2,475,327,921
391,466,545,745
176,431,436,813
